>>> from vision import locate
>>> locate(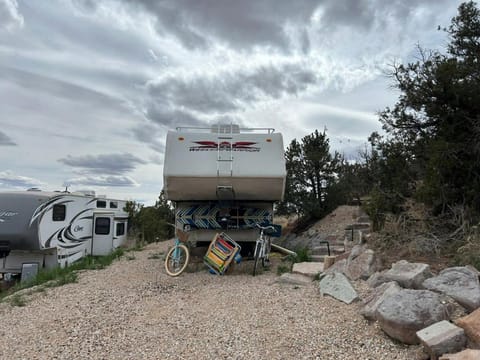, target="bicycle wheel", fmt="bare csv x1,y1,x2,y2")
165,244,190,276
252,241,262,276
261,237,271,268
